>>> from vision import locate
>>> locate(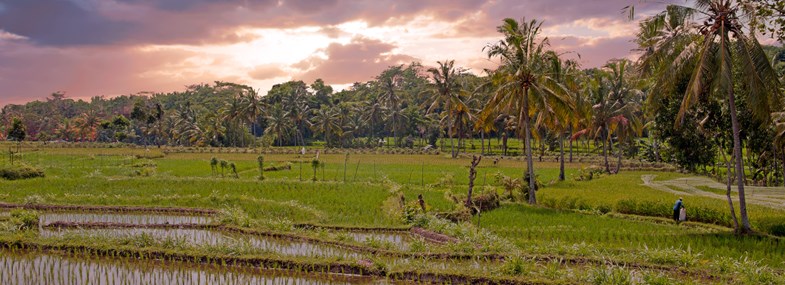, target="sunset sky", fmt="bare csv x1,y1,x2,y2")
0,0,679,106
